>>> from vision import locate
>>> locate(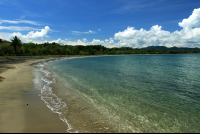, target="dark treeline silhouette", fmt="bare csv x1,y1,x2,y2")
0,36,200,56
